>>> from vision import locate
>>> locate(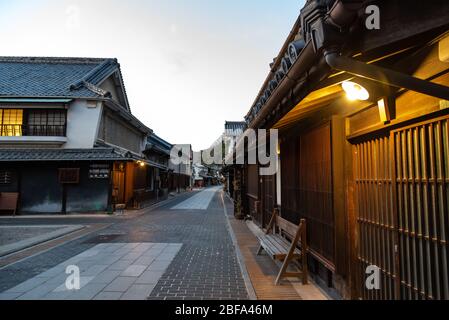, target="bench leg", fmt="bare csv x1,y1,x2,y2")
275,253,293,285
256,245,264,255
